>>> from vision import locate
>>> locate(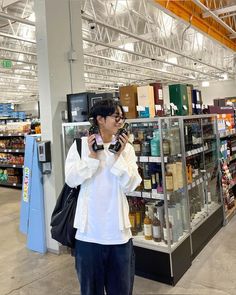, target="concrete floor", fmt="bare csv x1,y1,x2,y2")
1,188,236,295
